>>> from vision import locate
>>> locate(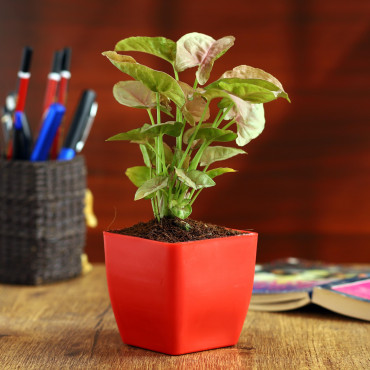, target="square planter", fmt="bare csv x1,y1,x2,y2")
103,230,257,355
